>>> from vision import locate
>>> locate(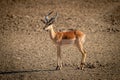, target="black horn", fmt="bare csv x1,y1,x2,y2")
45,11,53,22
49,12,58,23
